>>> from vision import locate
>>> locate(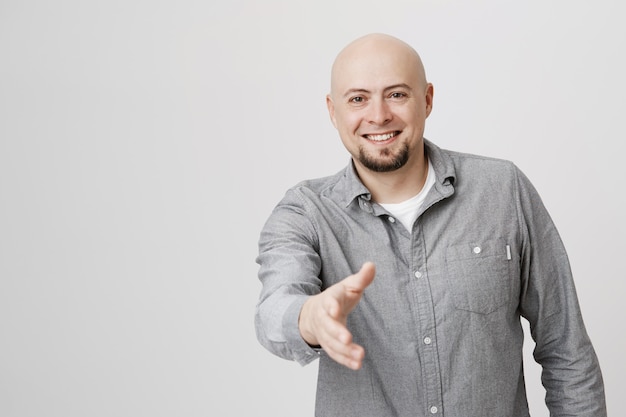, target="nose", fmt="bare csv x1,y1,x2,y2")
367,98,392,125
